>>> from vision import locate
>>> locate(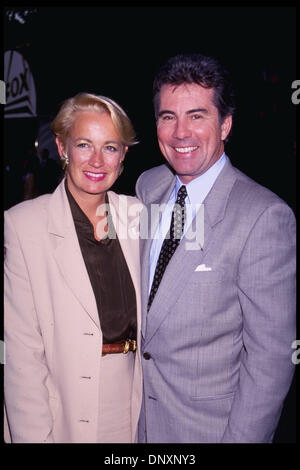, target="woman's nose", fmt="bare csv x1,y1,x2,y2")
89,148,104,167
